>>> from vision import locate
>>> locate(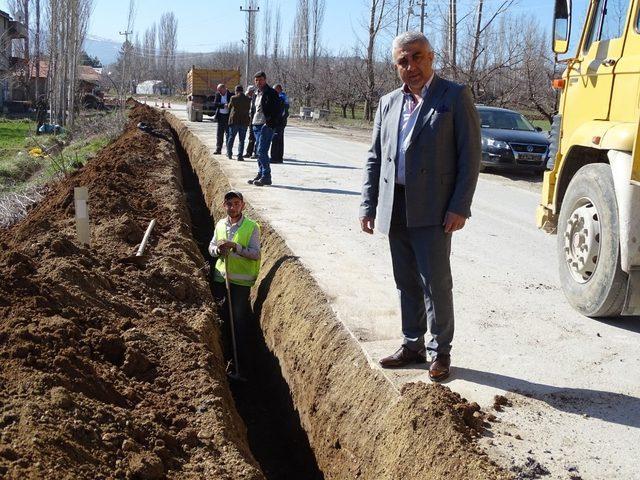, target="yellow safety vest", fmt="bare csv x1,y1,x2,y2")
213,217,260,287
